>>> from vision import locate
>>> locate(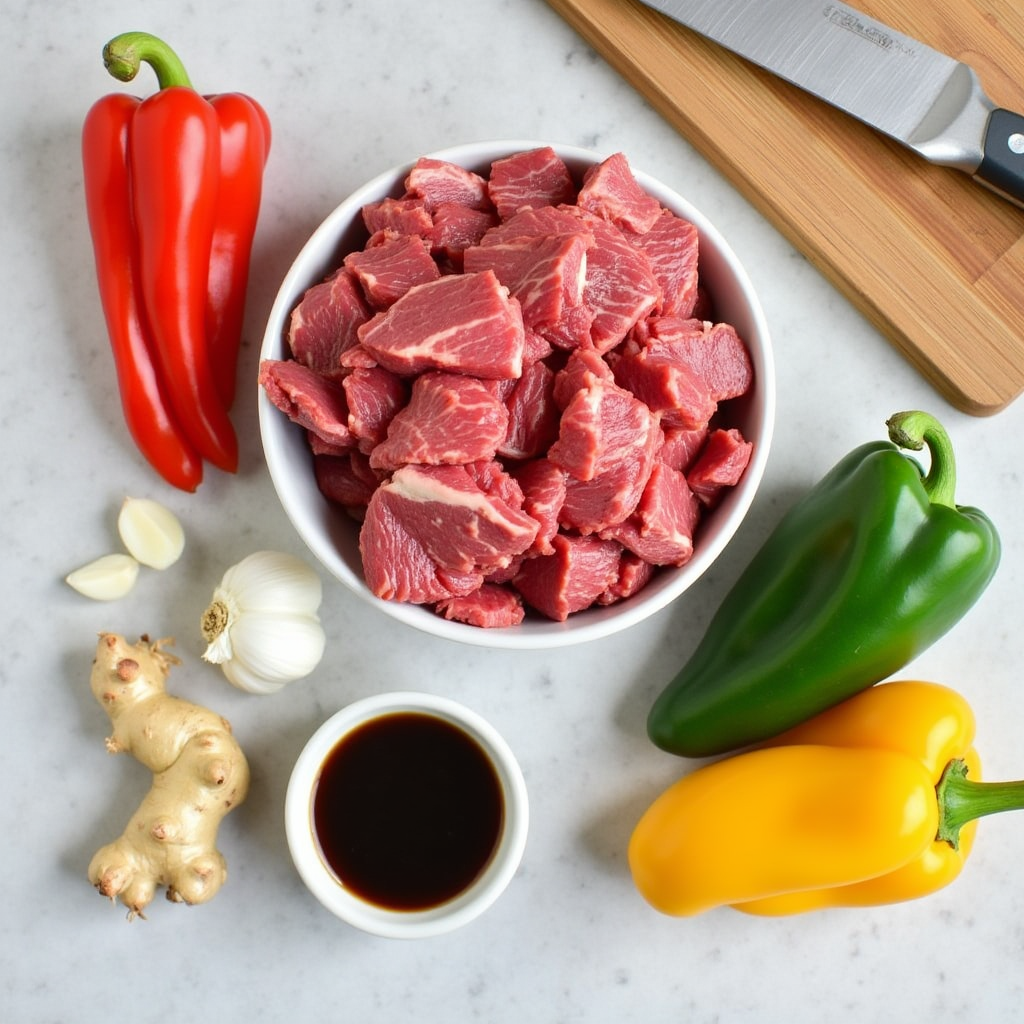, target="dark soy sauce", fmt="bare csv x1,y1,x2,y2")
312,712,505,911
